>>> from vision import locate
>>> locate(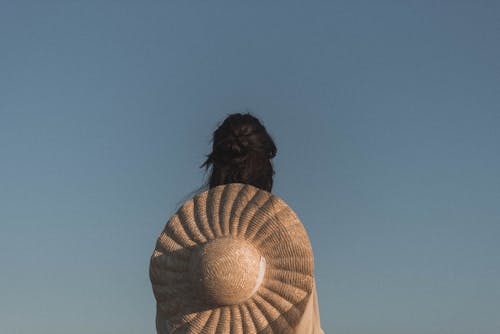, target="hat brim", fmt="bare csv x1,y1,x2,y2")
150,183,314,333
